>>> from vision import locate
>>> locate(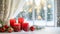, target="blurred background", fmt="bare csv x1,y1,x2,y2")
0,0,59,27
1,0,60,34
